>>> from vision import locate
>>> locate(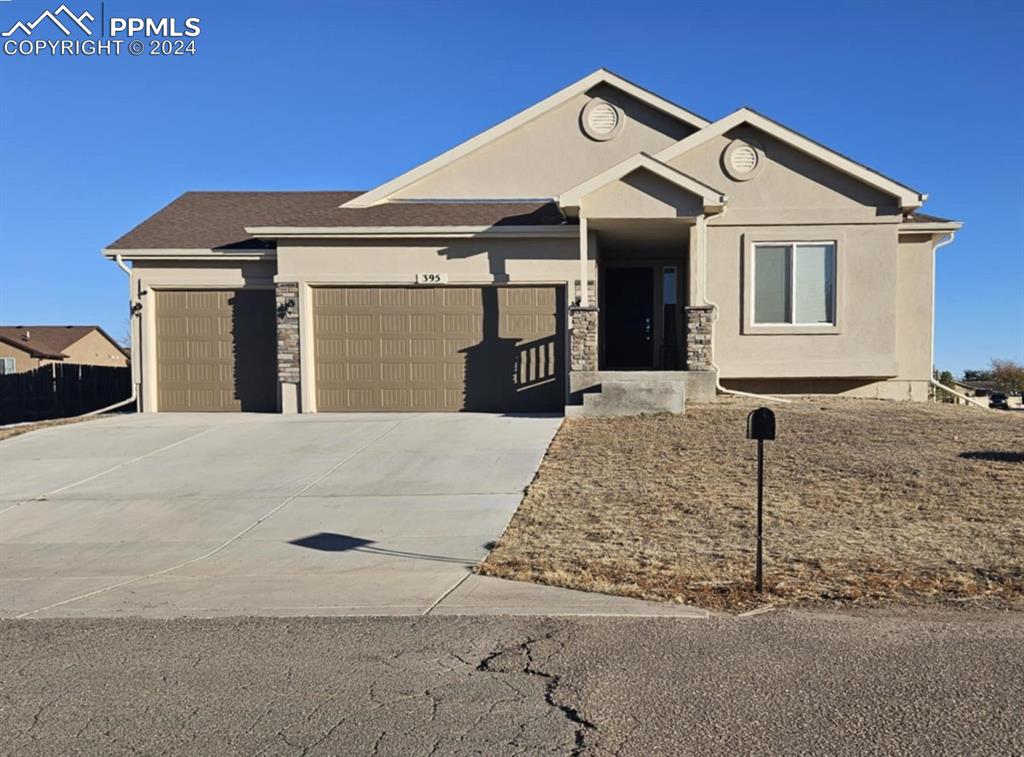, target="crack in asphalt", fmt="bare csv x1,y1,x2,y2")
476,631,597,755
